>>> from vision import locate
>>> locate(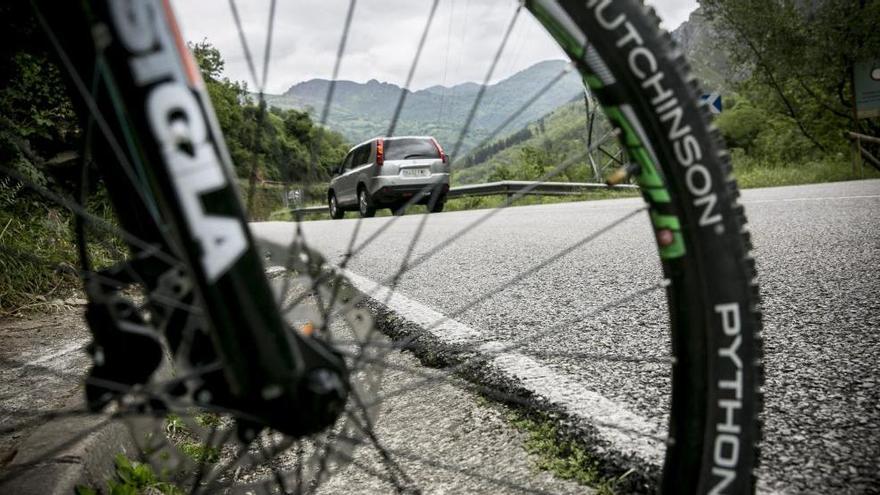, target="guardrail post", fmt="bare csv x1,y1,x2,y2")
857,135,864,178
